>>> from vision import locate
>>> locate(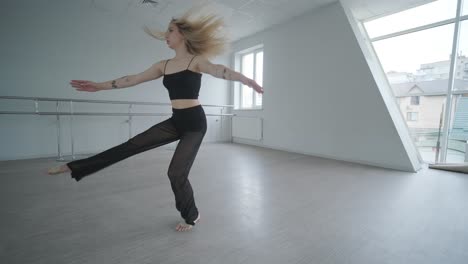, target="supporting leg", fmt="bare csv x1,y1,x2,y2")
167,130,206,230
